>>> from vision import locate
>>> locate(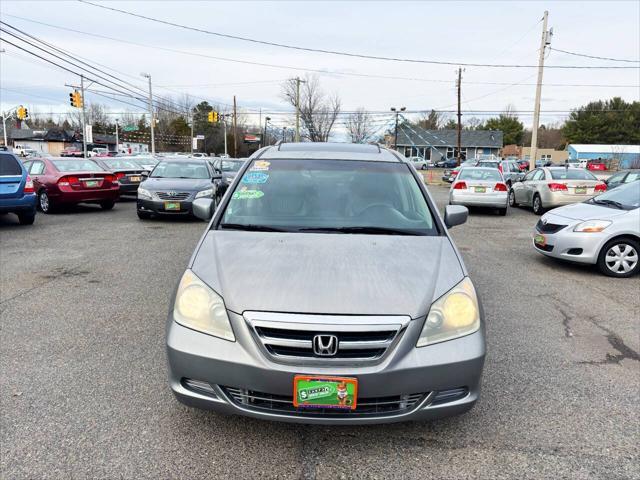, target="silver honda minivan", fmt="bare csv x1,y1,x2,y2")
166,143,485,424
